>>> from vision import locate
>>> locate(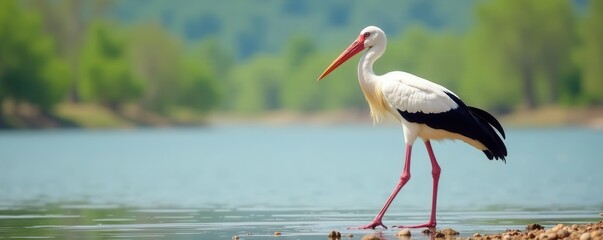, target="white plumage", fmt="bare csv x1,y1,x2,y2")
381,71,459,114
